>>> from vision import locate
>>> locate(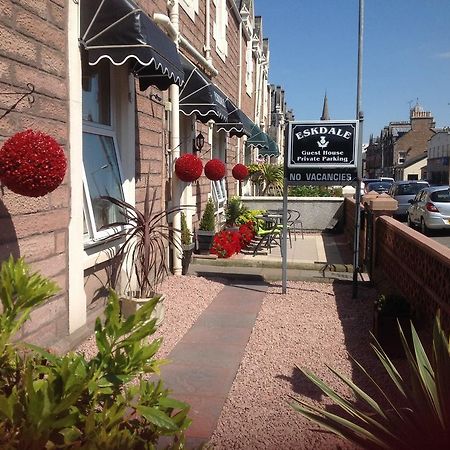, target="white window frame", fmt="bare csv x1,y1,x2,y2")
245,39,253,95
212,128,227,161
213,0,228,61
212,178,227,215
82,63,128,246
180,0,199,22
